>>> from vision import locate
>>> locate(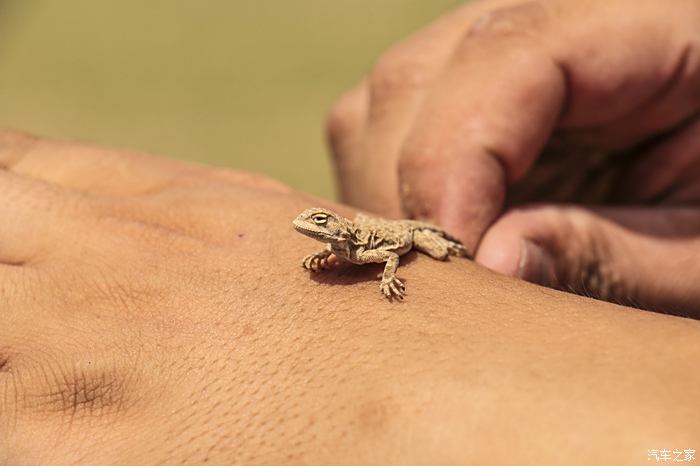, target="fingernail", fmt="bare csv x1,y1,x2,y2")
519,239,556,287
